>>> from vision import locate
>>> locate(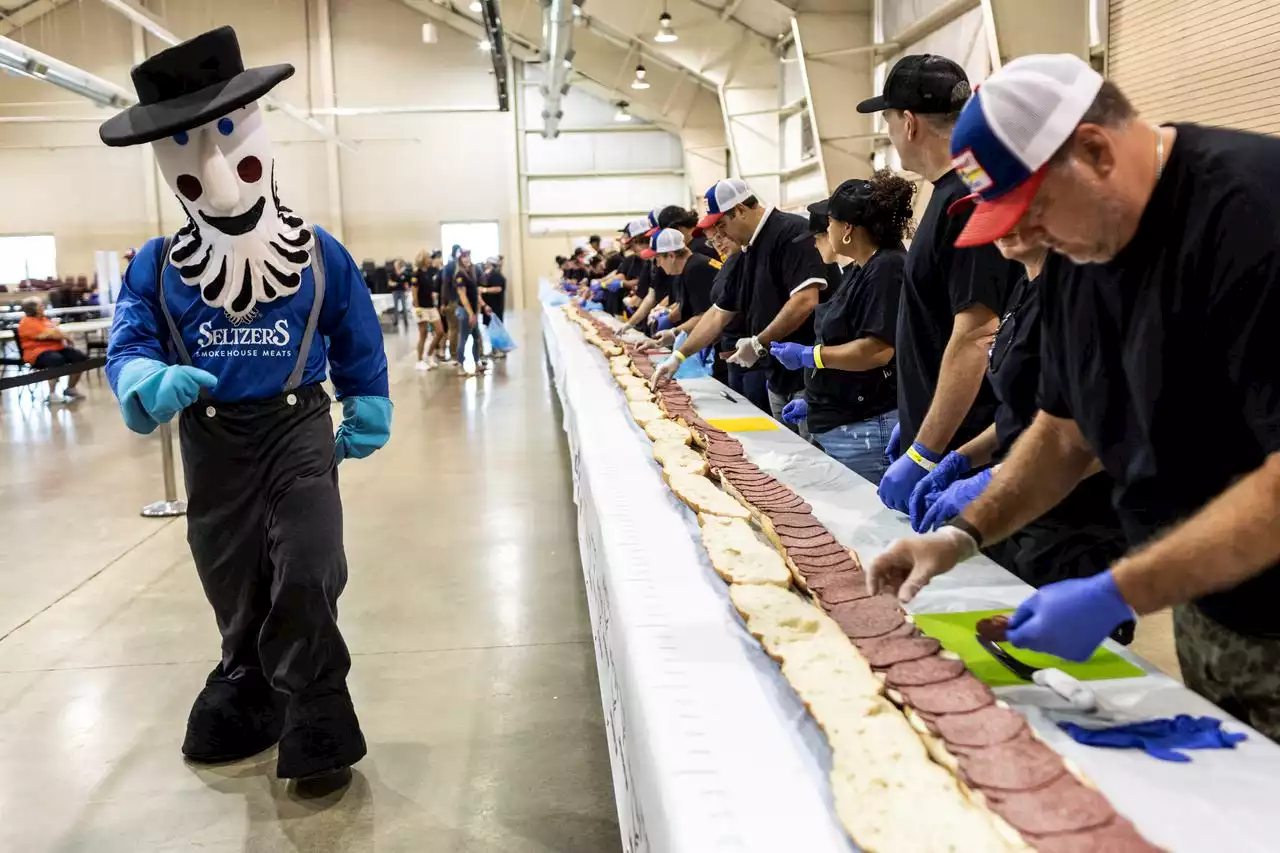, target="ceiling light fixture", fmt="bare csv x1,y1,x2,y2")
422,22,439,43
469,0,483,11
479,39,492,51
631,63,650,90
654,7,678,43
615,101,632,122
